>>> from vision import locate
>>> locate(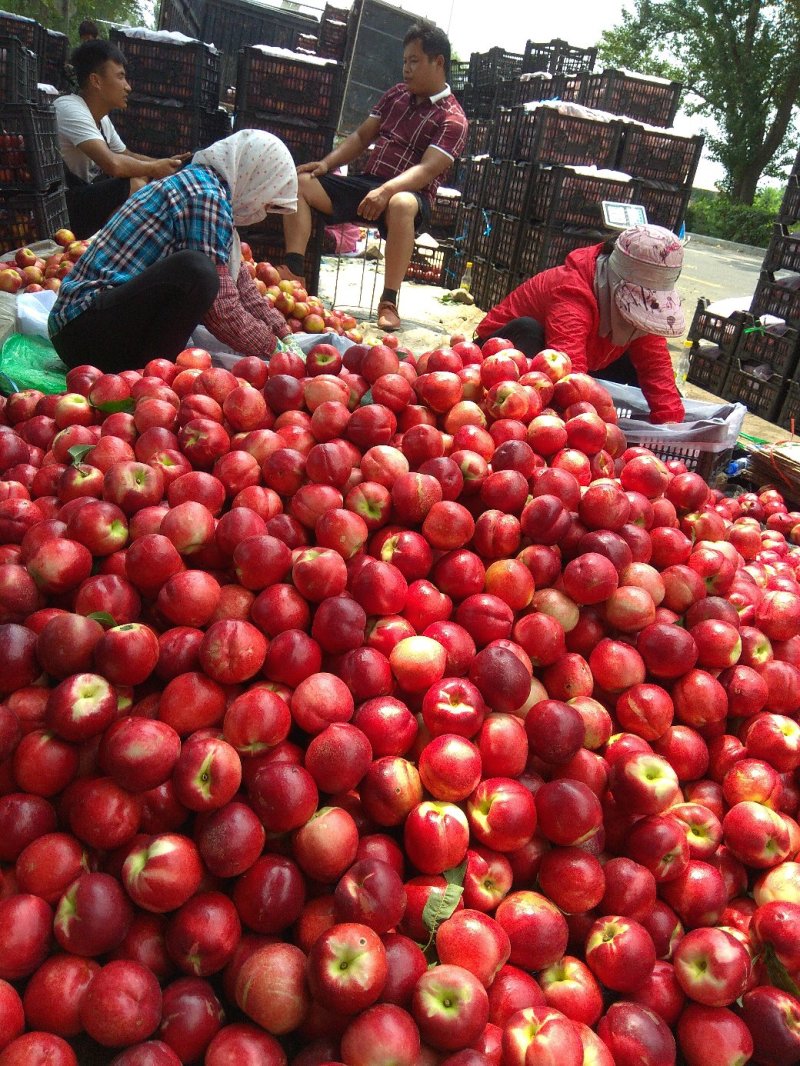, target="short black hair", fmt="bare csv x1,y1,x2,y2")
403,20,451,74
71,39,126,88
78,19,100,39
